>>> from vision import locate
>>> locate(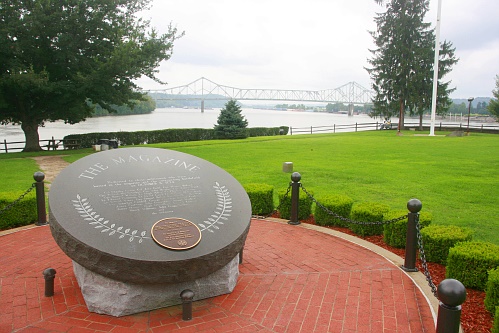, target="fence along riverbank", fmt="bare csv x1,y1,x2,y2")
2,120,498,153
